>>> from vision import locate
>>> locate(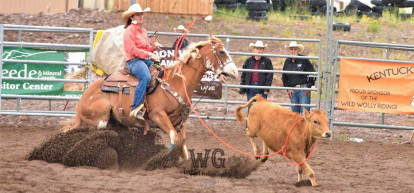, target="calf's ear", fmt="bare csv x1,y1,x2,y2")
303,108,310,120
